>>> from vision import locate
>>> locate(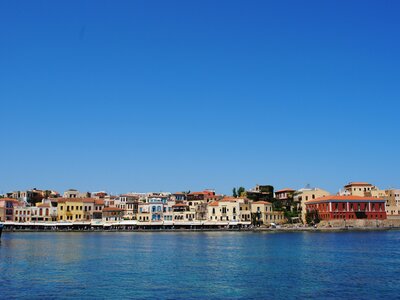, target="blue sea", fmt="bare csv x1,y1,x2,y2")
1,231,399,299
